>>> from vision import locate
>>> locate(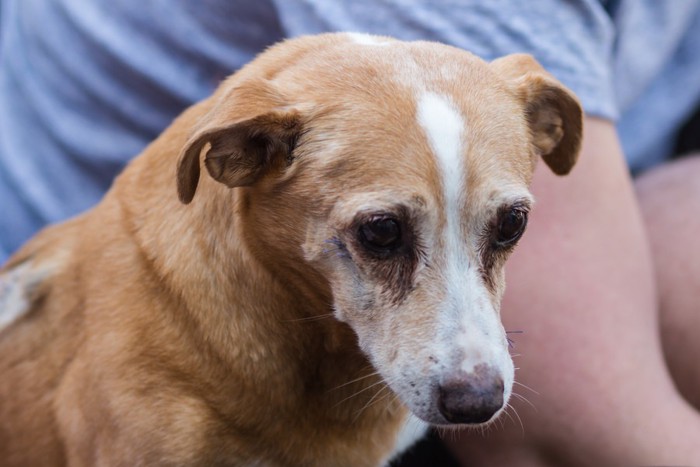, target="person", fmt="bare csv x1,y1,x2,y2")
2,1,700,465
